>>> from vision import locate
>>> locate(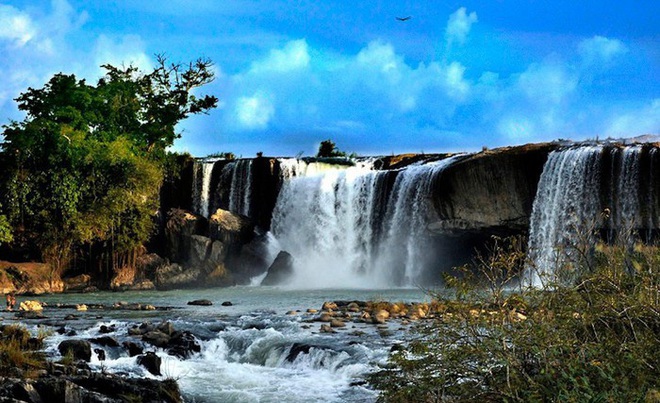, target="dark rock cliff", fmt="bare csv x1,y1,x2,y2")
430,143,558,234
